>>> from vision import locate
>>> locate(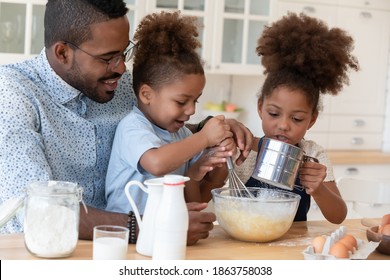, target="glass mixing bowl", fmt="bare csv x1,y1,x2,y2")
211,187,300,242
